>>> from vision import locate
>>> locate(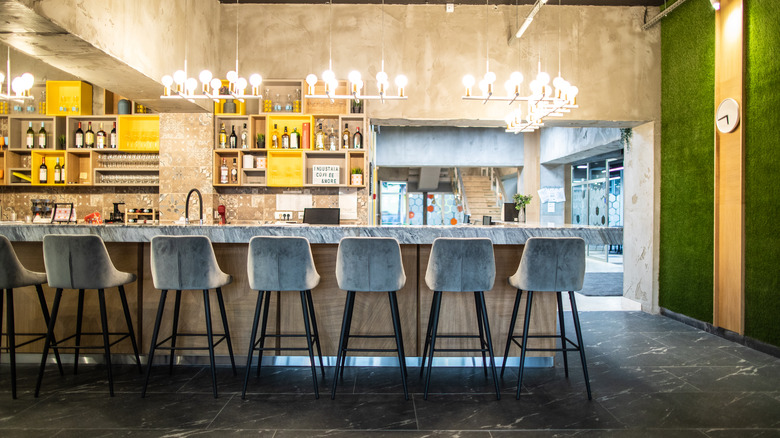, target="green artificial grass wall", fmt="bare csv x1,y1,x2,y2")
744,1,780,347
659,0,715,322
